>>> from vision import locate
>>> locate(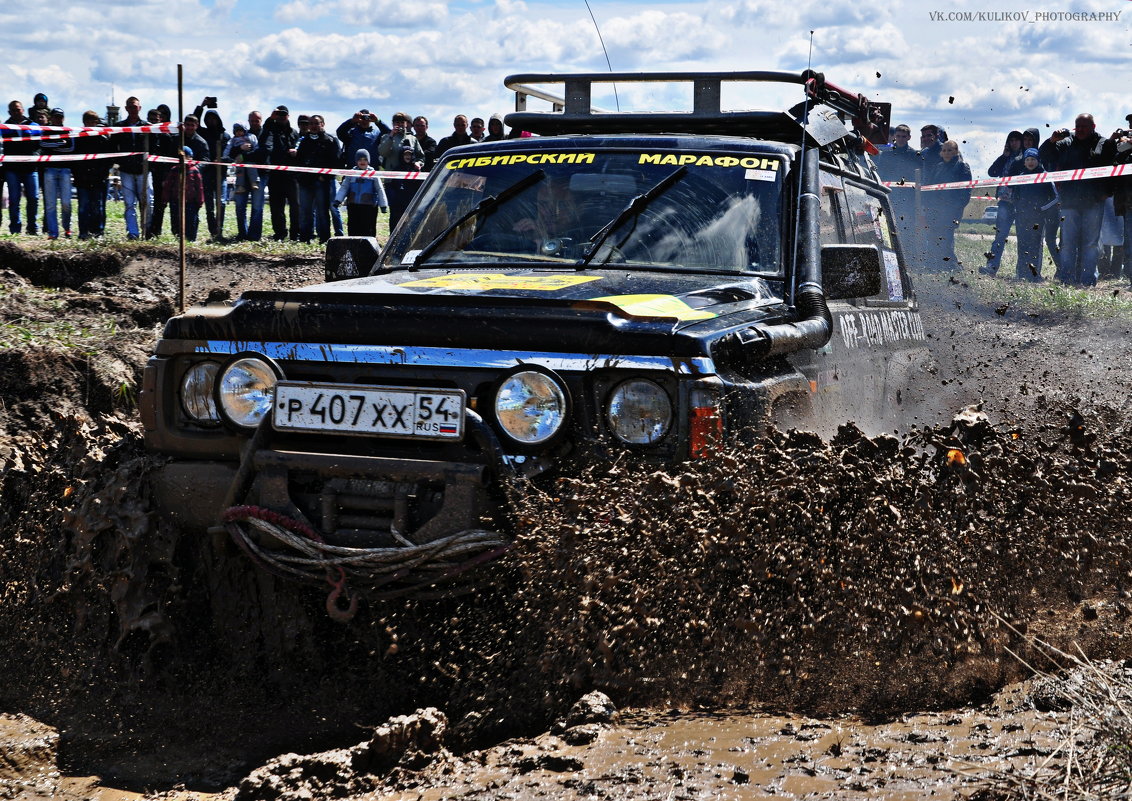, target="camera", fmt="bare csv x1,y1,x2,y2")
204,96,218,108
1113,128,1132,157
